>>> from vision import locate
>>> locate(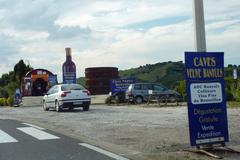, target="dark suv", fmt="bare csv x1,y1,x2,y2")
125,83,181,104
